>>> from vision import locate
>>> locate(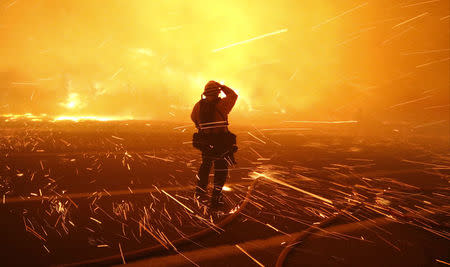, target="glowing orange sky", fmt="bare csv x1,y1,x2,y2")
0,0,448,125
